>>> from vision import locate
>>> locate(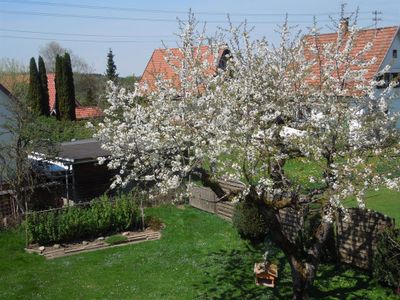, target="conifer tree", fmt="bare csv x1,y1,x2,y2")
63,53,76,120
27,57,42,114
106,49,118,81
38,56,50,116
54,53,76,120
54,55,63,120
86,87,95,105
